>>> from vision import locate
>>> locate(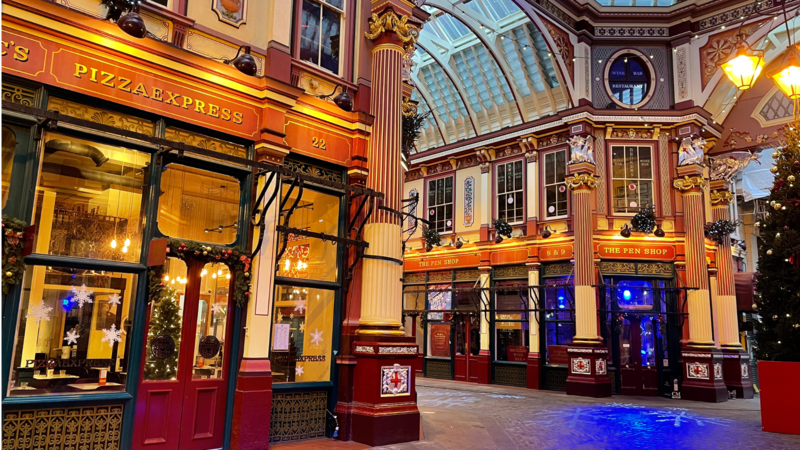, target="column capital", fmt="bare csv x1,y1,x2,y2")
365,8,420,46
673,171,707,192
565,172,600,190
710,189,734,206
